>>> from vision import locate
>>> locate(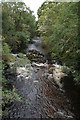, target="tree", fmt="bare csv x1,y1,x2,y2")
37,2,80,83
2,2,36,53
